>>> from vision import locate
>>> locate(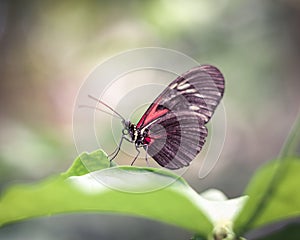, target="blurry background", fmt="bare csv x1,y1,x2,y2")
0,0,299,239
